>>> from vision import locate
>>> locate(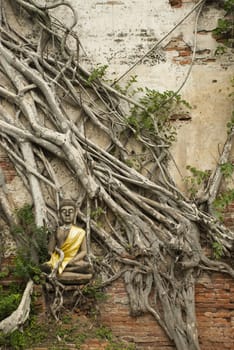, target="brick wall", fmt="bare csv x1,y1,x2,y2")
169,0,182,8
196,273,234,350
2,255,233,349
169,0,196,8
99,273,234,350
163,34,216,65
2,226,231,350
224,203,234,232
99,279,174,350
0,154,16,183
98,194,234,349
